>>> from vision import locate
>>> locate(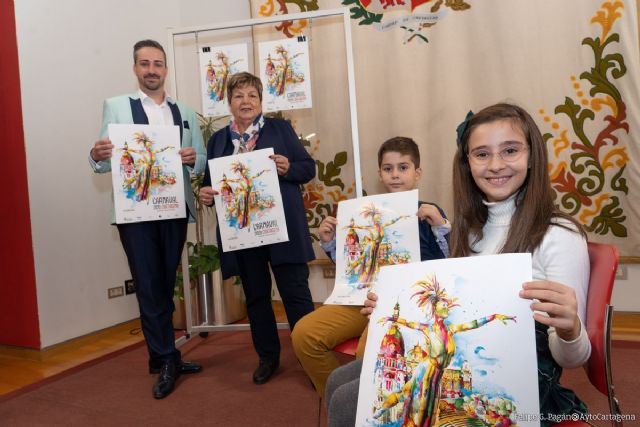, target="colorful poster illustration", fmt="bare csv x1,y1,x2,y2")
324,190,421,306
209,148,289,252
258,38,312,112
356,254,540,427
199,43,250,117
109,124,185,224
